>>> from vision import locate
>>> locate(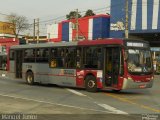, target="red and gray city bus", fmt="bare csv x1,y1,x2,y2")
9,38,154,92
